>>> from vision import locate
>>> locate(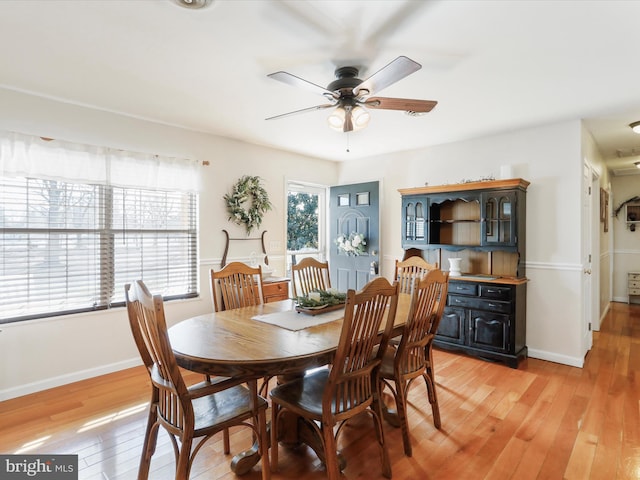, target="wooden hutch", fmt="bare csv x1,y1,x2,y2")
399,178,529,368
